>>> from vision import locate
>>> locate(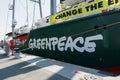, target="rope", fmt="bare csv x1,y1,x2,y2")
69,21,120,38
26,0,29,26
31,2,36,29
19,0,26,11
18,0,29,26
4,0,11,39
